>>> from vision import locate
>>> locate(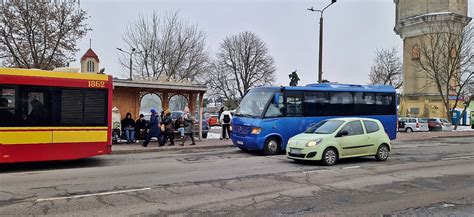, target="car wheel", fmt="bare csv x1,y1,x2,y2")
322,148,338,166
263,138,281,155
405,127,413,133
375,144,389,161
